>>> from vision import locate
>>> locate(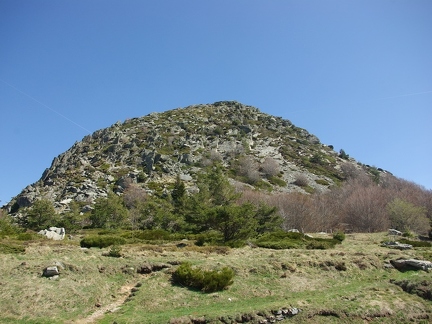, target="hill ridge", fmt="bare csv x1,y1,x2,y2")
4,100,382,214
